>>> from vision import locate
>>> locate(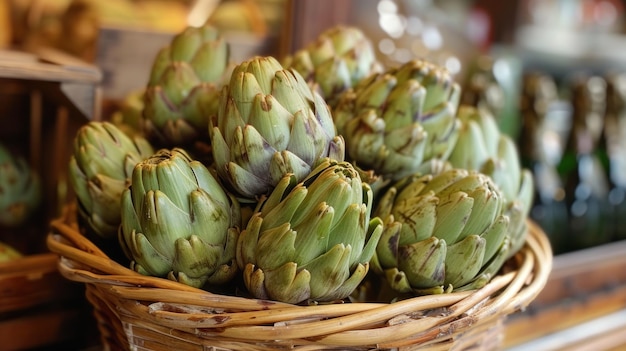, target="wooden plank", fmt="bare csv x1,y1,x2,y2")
0,54,101,84
570,327,626,351
524,240,626,308
280,0,355,56
0,307,92,350
0,253,58,275
28,90,42,173
506,309,626,351
0,254,84,314
504,240,626,347
0,48,101,120
504,285,626,346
